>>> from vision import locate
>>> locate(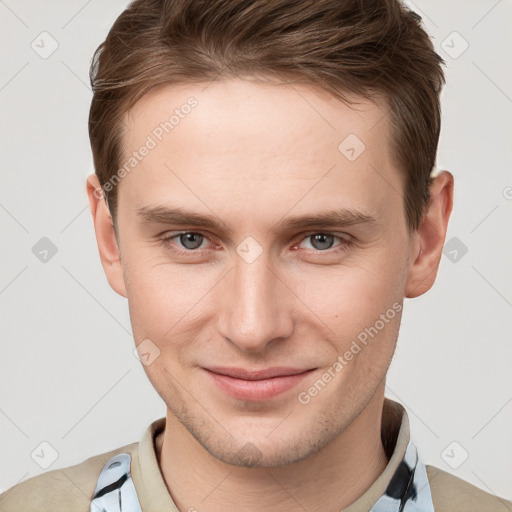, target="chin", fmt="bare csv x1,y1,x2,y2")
183,413,342,469
205,439,317,468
